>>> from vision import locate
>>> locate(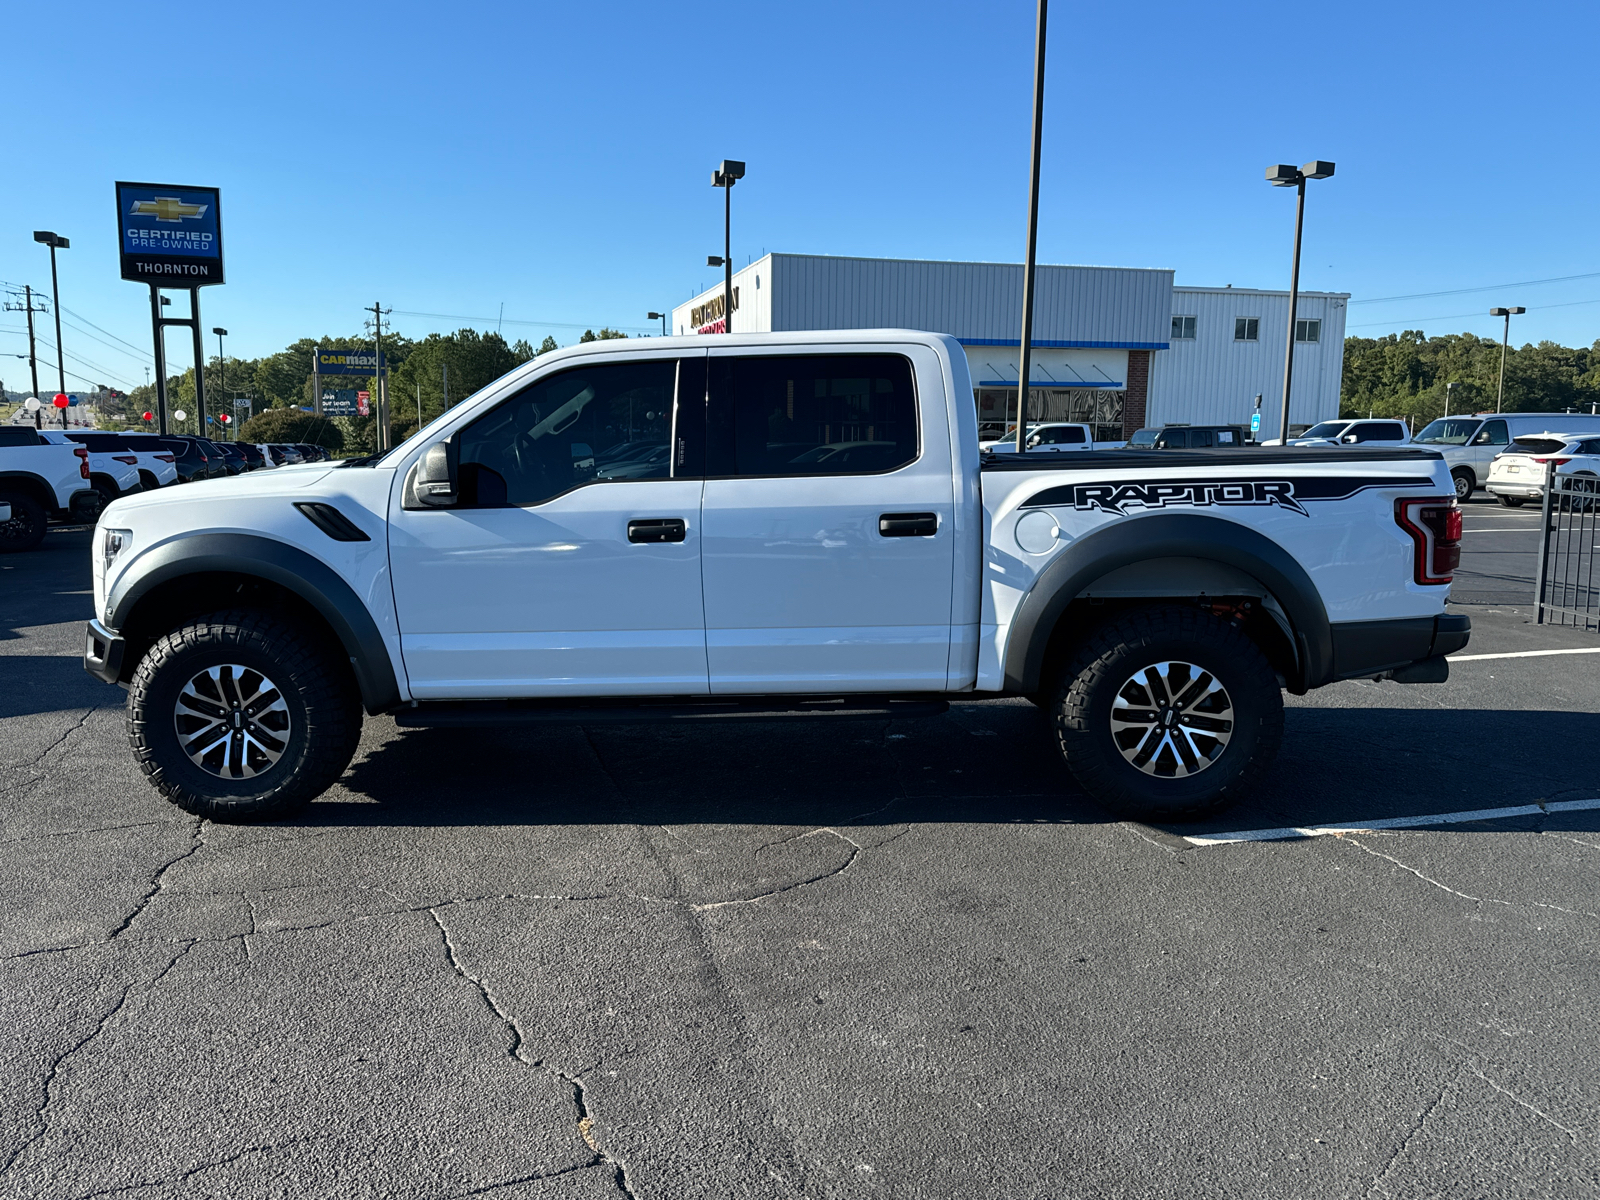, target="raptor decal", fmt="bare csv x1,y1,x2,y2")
1021,475,1437,517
